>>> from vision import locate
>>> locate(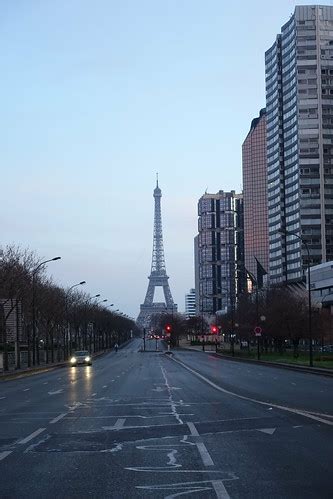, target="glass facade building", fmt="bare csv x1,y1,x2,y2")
266,5,333,283
197,191,245,316
242,108,269,280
